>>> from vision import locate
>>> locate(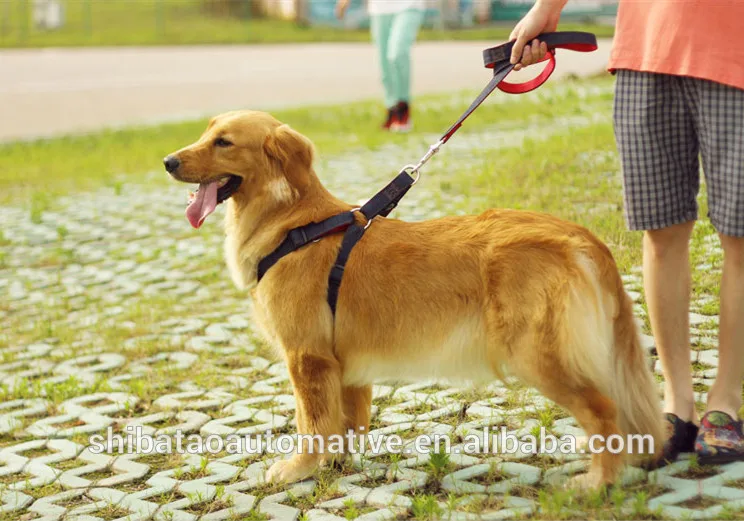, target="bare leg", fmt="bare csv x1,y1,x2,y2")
643,221,697,422
706,234,744,418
